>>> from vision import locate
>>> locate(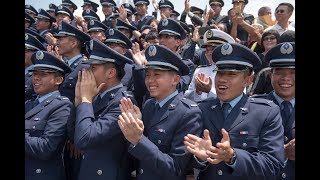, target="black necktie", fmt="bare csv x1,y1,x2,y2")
222,103,231,119
92,95,102,110
281,101,292,120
